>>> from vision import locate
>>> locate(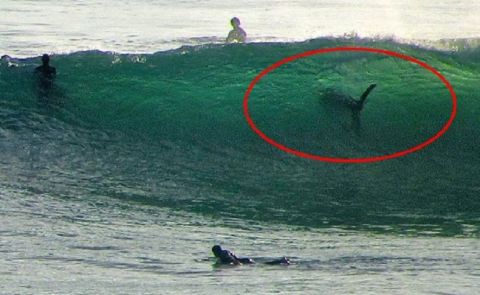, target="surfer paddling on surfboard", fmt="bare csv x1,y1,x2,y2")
212,245,290,266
